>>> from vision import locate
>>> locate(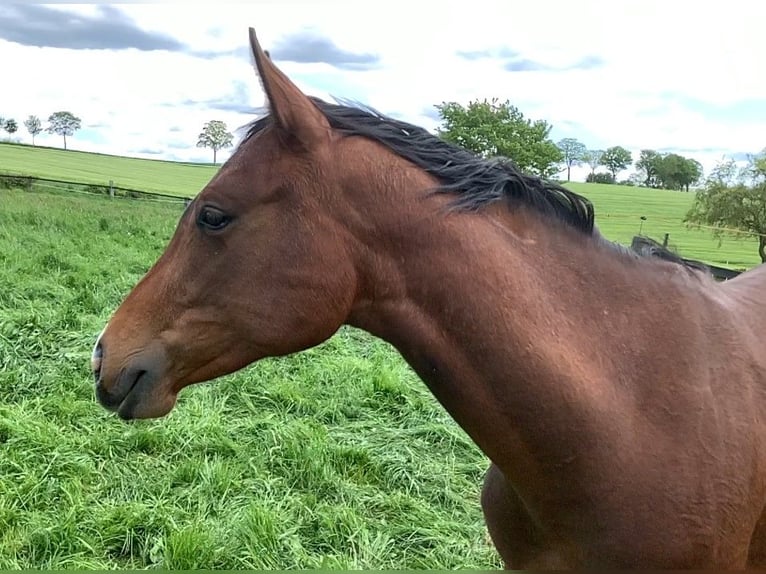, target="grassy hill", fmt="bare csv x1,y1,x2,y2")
566,182,759,269
0,142,217,196
1,141,761,268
